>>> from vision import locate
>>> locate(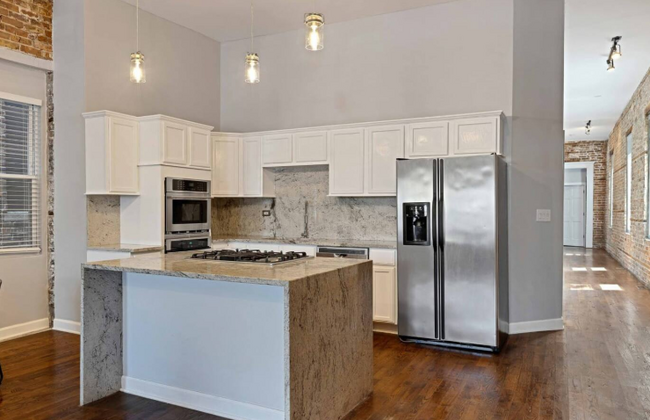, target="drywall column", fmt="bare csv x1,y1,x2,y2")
53,0,87,329
508,0,565,332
